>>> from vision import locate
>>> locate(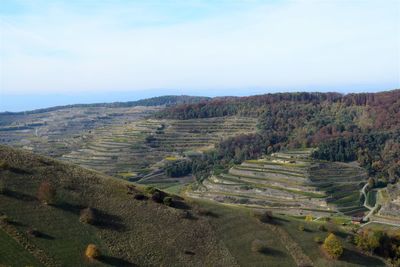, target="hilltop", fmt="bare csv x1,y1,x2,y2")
0,145,236,266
